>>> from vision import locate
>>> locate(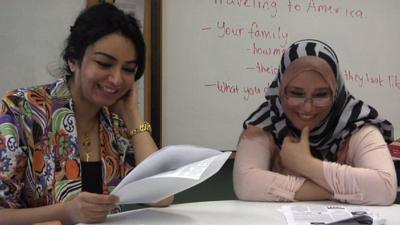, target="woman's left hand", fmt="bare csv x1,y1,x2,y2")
110,83,141,122
280,126,313,174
